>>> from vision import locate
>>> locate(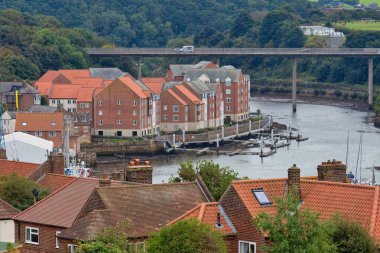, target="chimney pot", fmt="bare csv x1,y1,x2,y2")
288,164,301,200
